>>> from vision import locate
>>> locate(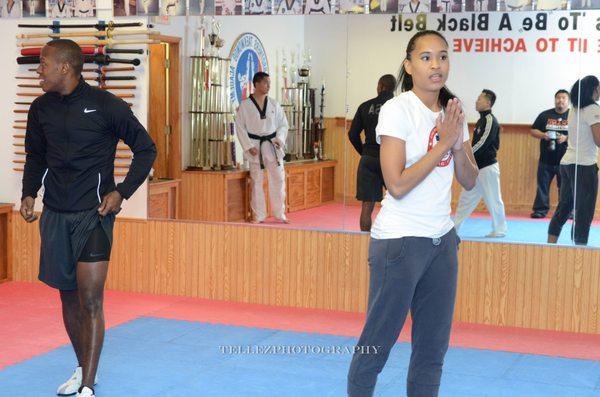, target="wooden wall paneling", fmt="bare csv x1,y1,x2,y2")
10,215,600,334
306,168,321,209
226,176,247,222
287,169,306,212
0,205,12,282
321,166,335,202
